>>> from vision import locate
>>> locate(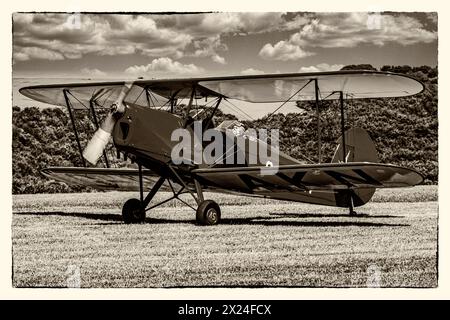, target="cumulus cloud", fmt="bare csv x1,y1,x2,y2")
258,12,438,61
292,13,437,48
13,14,191,62
12,13,294,63
298,63,344,73
154,12,288,37
80,67,107,77
125,57,204,77
13,46,64,61
211,55,226,64
189,35,228,64
13,12,319,64
103,15,192,56
240,68,265,75
13,12,437,67
259,41,314,61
